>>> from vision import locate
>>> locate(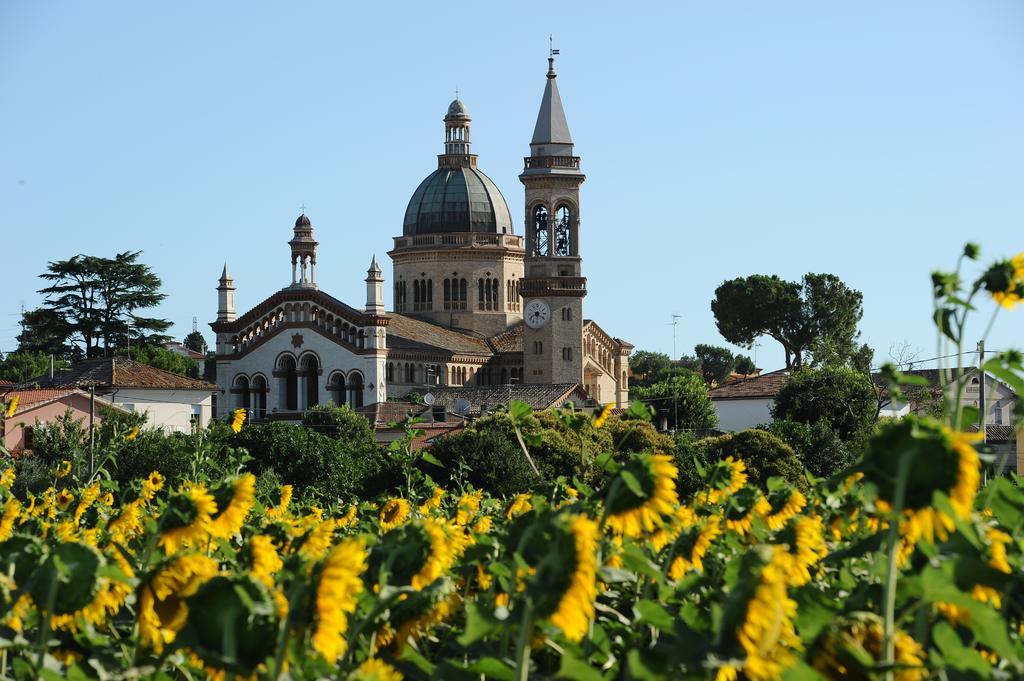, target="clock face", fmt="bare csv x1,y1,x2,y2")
524,300,551,329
